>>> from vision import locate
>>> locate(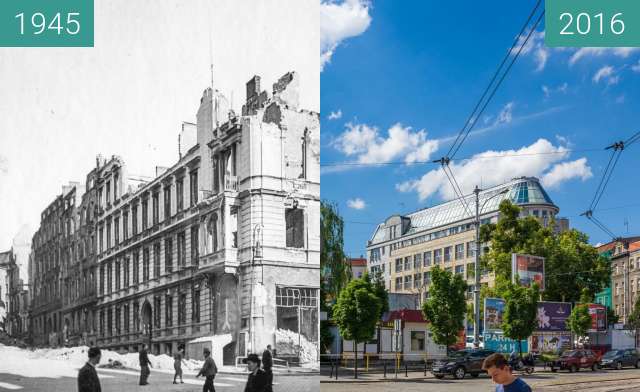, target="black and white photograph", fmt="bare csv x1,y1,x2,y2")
0,1,320,391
